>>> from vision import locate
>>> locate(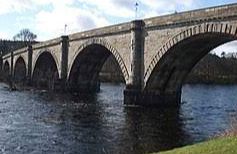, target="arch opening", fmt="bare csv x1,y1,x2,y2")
14,57,27,85
3,61,10,82
185,40,237,84
32,52,59,90
68,44,126,93
144,32,237,106
99,55,126,83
